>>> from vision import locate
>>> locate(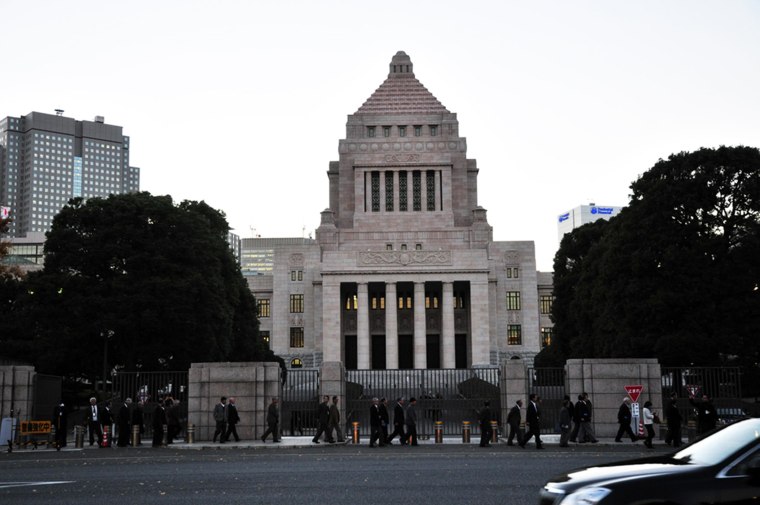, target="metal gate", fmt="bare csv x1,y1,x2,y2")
346,368,501,437
281,368,320,436
661,366,743,426
527,367,566,434
111,371,189,436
